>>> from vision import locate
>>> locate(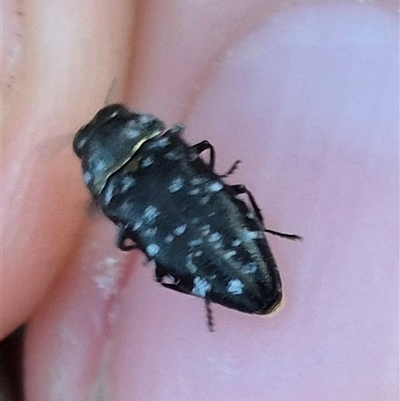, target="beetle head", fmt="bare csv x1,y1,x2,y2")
73,104,165,196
